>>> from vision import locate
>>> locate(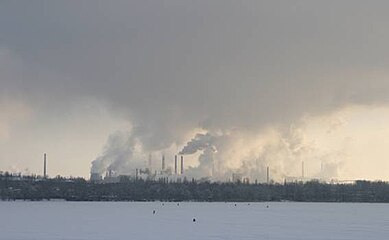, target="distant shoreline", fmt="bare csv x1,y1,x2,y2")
1,174,389,203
